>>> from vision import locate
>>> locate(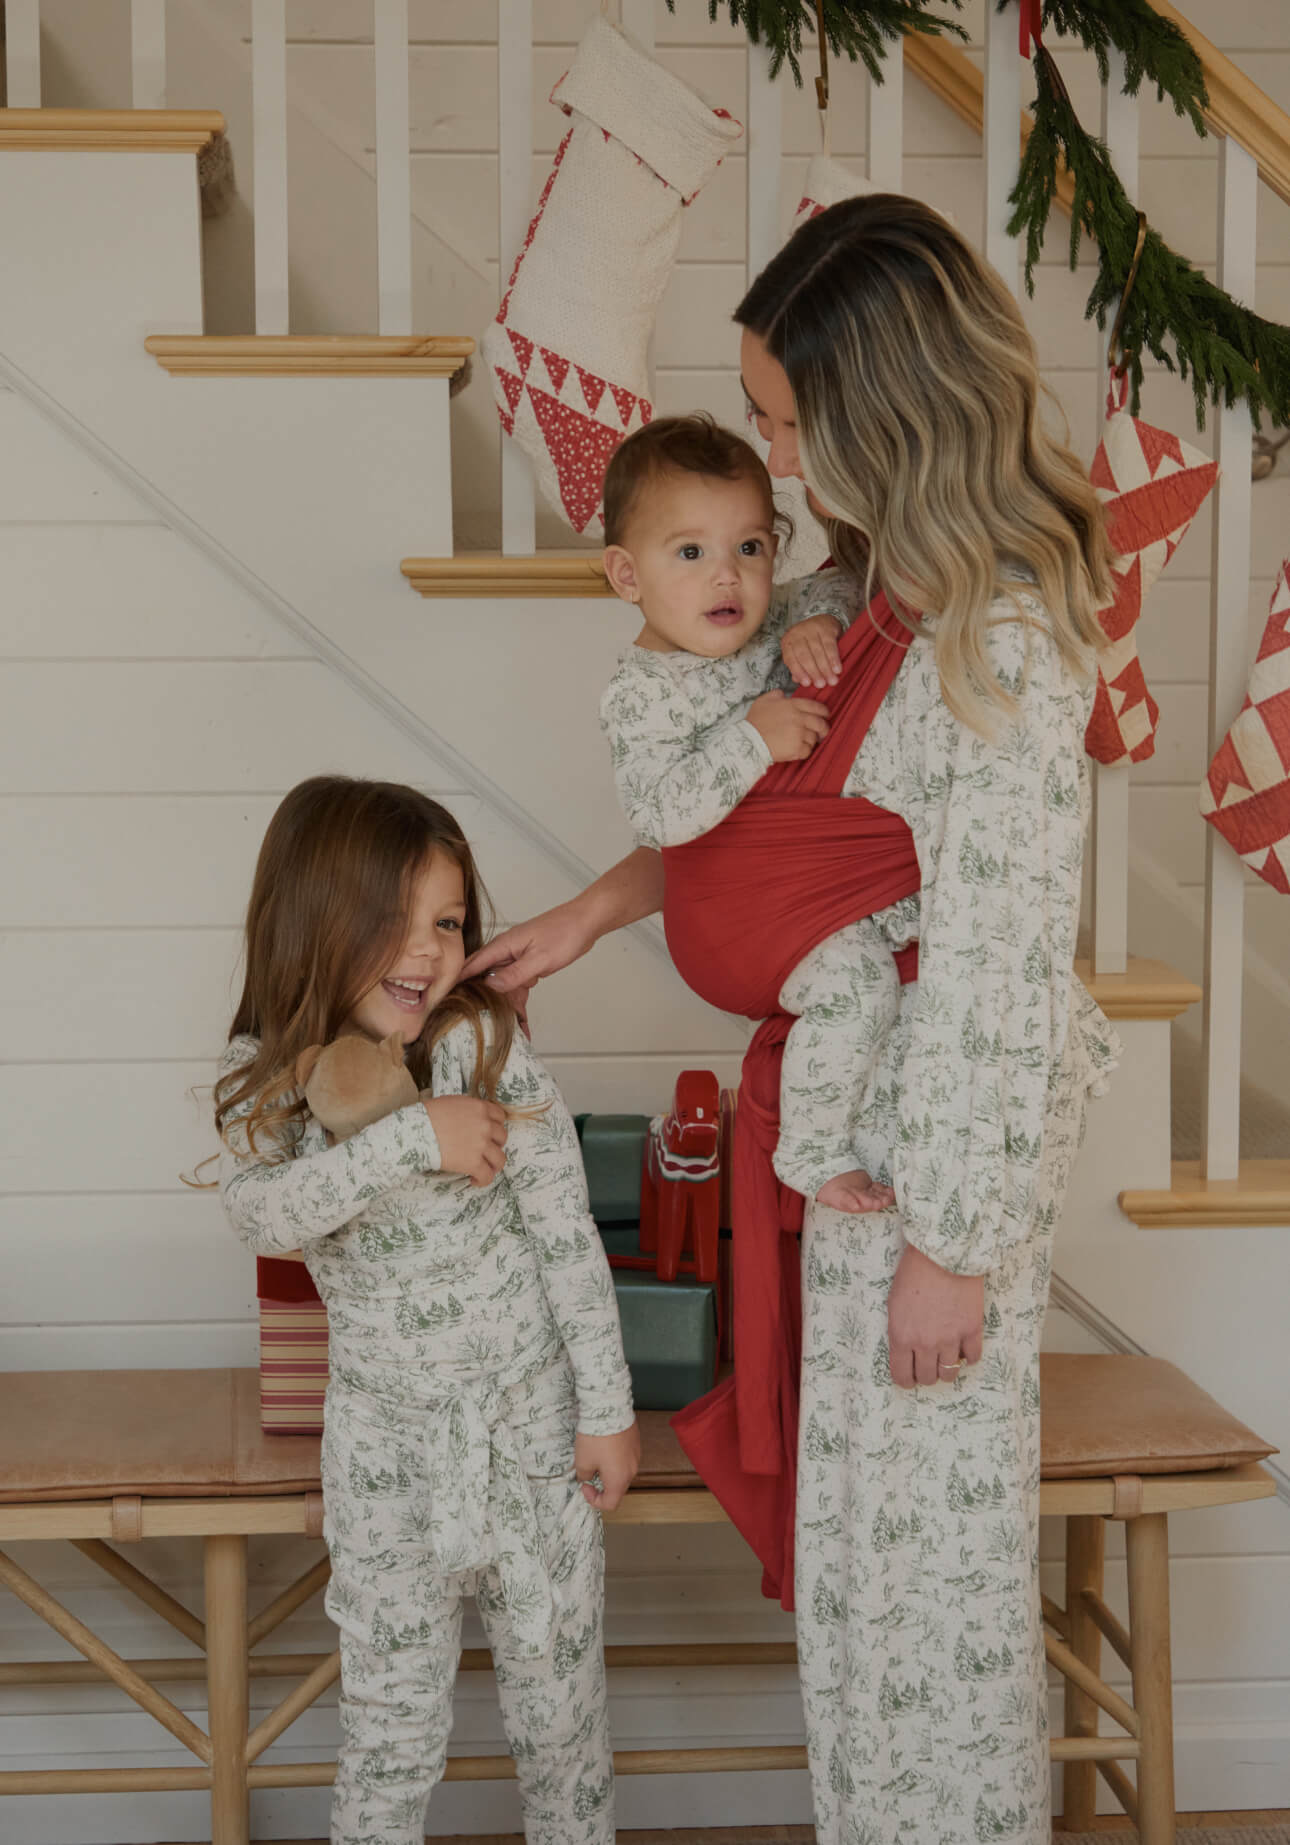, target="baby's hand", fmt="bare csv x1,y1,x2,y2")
421,1095,507,1187
782,613,843,688
575,1421,641,1513
747,689,830,763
